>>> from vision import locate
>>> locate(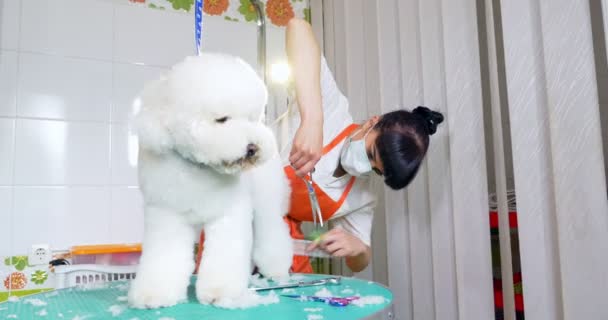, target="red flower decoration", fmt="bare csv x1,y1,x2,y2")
128,0,145,3
204,0,230,16
266,0,294,27
4,272,27,290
